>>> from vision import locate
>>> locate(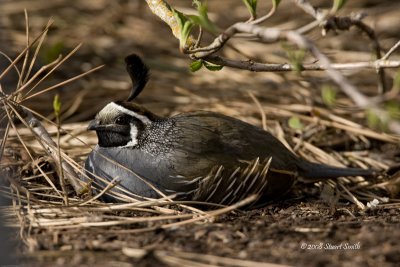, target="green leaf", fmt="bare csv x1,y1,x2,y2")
332,0,347,13
171,8,194,48
321,85,337,107
191,0,217,33
288,116,304,130
190,60,203,72
53,94,62,117
272,0,281,8
242,0,257,18
203,61,224,71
